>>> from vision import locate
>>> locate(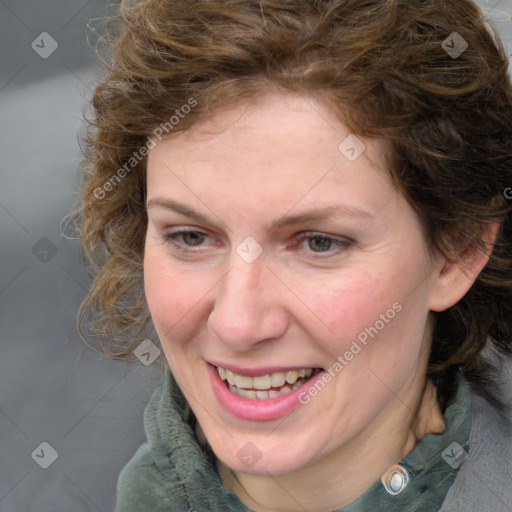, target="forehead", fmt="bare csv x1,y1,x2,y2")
146,91,396,218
